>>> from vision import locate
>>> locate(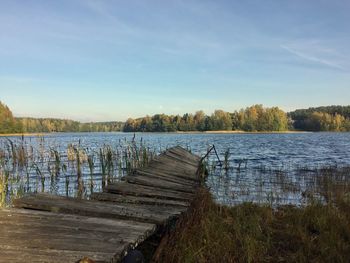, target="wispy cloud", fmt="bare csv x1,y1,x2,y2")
78,0,234,58
78,0,140,37
281,43,345,70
